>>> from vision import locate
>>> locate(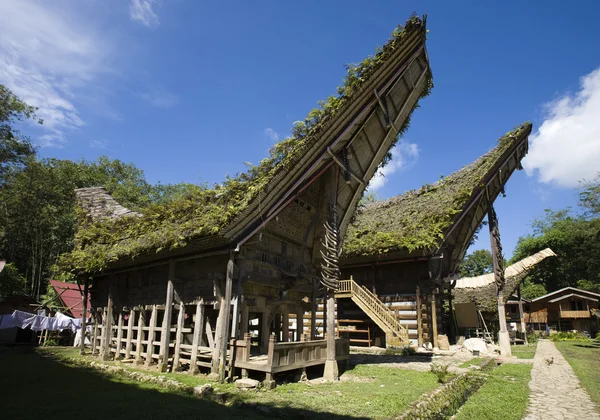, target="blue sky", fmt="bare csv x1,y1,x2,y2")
2,0,600,258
